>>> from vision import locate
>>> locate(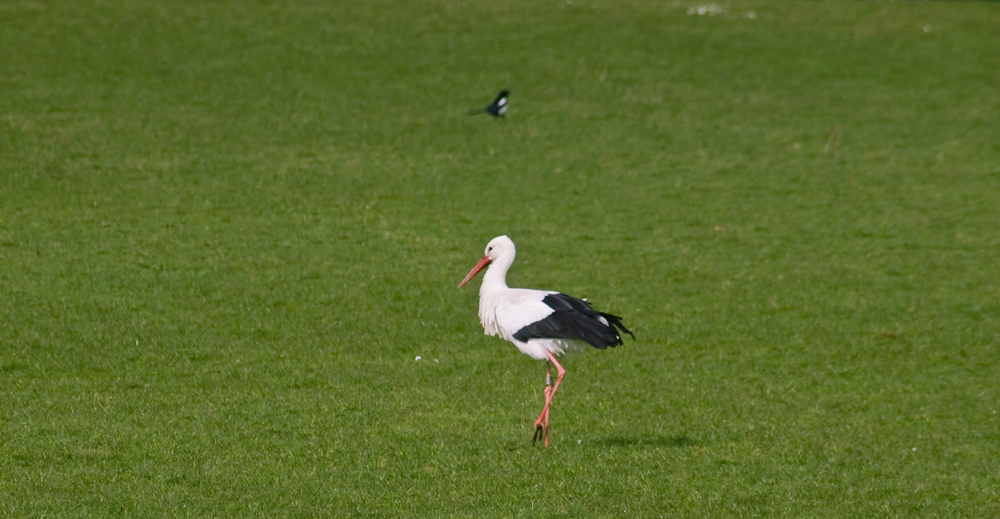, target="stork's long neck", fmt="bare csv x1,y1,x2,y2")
478,251,514,336
480,252,513,296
